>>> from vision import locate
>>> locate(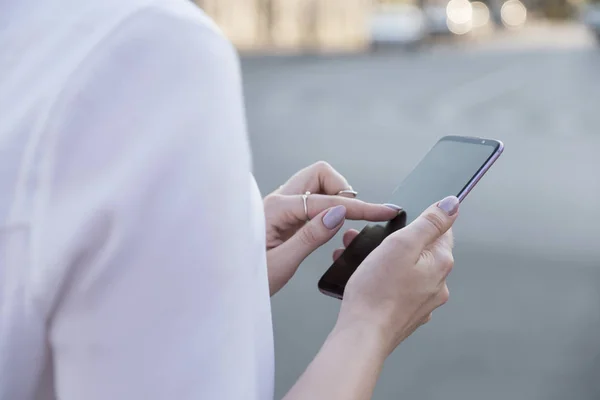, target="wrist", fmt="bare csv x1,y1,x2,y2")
283,316,388,400
329,319,389,365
